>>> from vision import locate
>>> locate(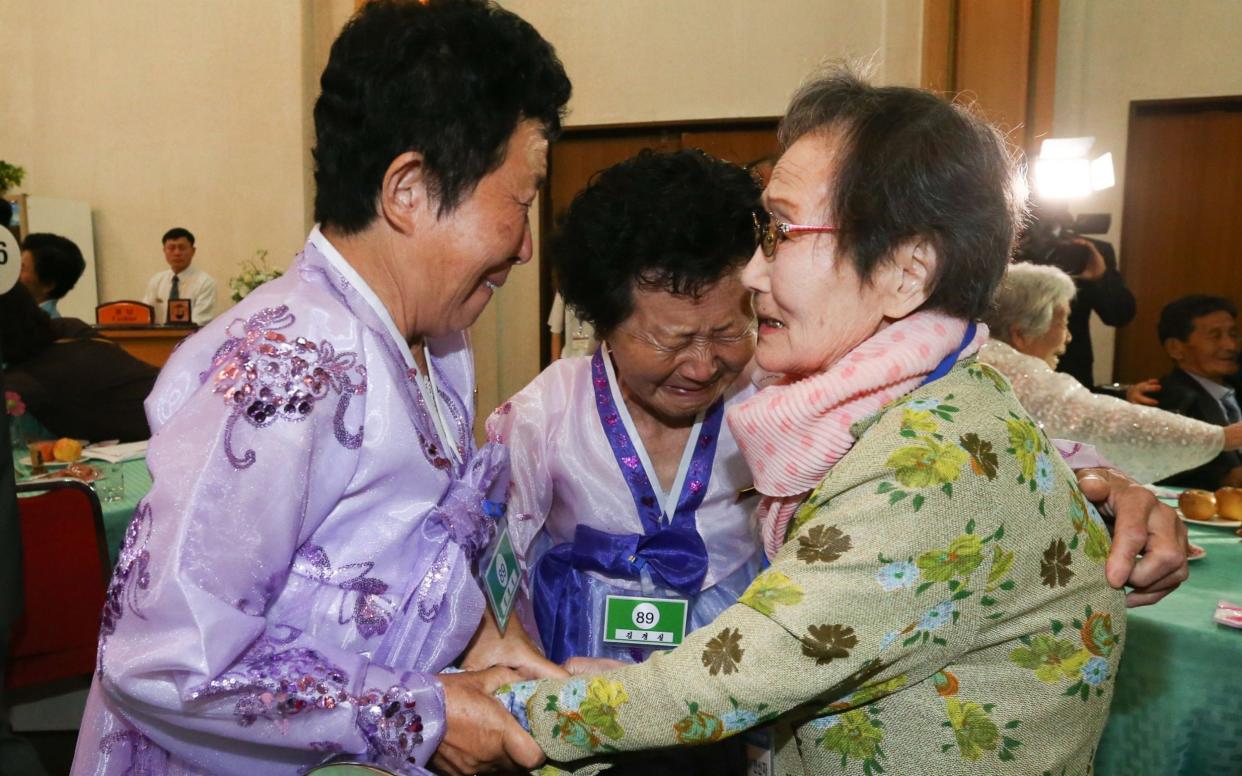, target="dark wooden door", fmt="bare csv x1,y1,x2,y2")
539,120,779,366
1114,97,1242,382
